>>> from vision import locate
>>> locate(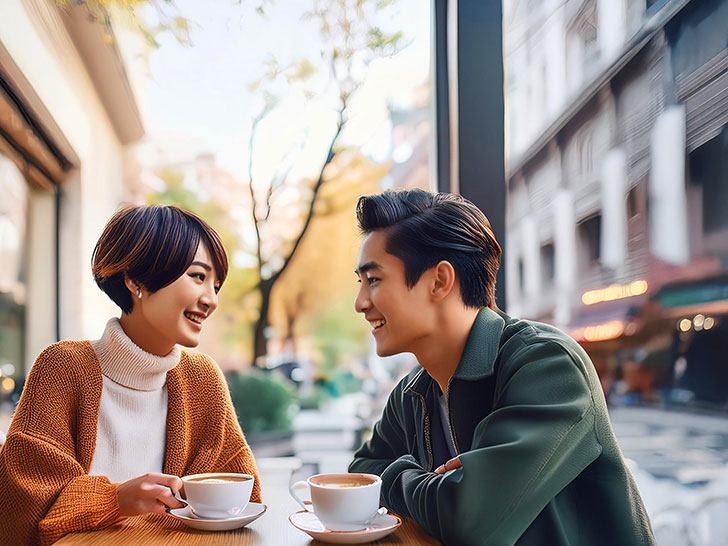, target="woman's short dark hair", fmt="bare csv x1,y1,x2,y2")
92,205,228,314
356,189,502,309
